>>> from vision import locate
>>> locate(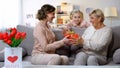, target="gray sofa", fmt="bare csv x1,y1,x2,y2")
0,25,120,67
